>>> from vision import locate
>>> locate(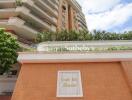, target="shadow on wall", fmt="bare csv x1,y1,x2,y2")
0,96,11,100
